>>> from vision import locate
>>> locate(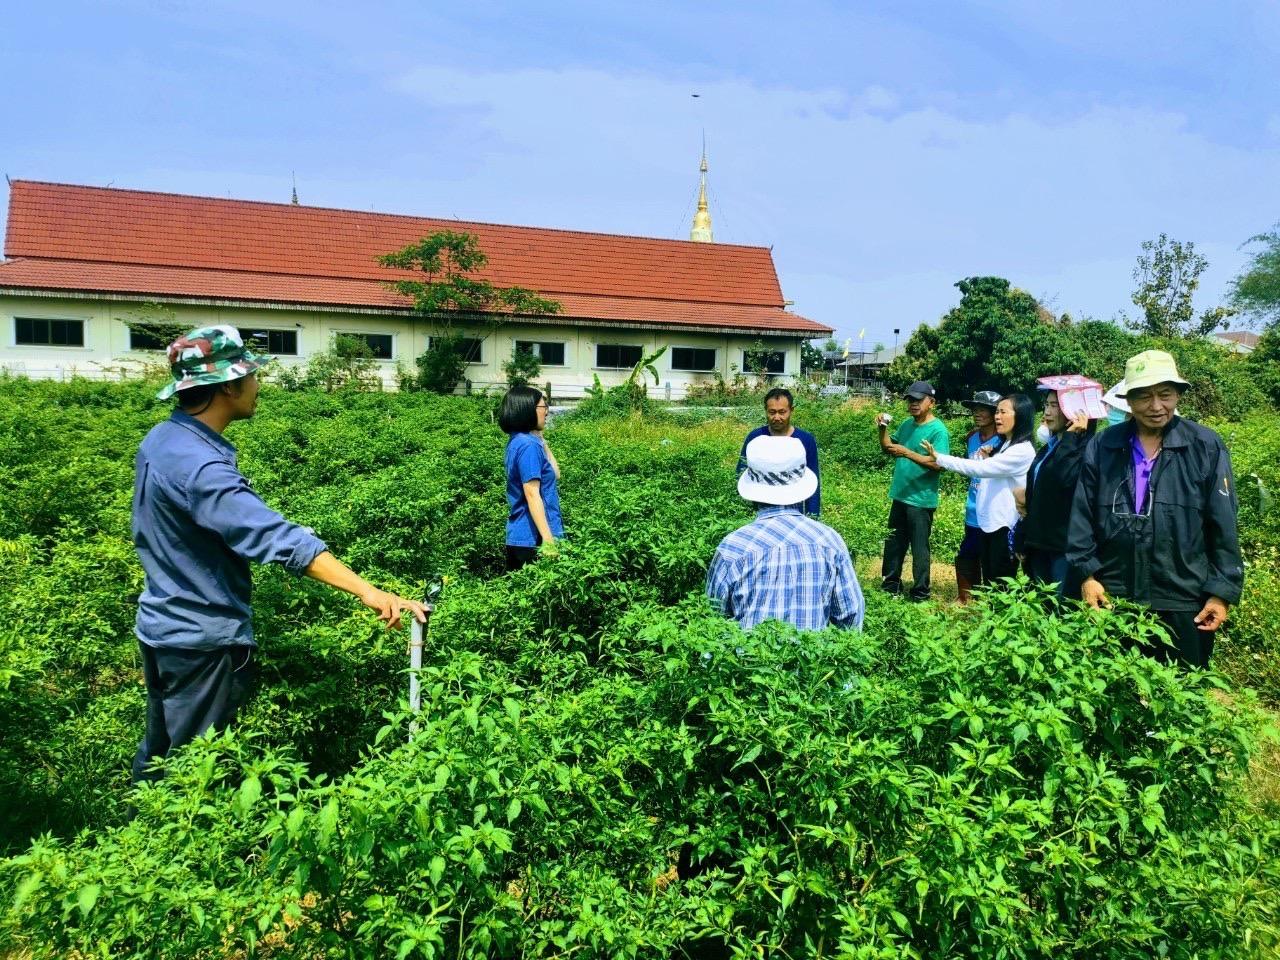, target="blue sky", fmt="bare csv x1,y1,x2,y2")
3,0,1278,347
